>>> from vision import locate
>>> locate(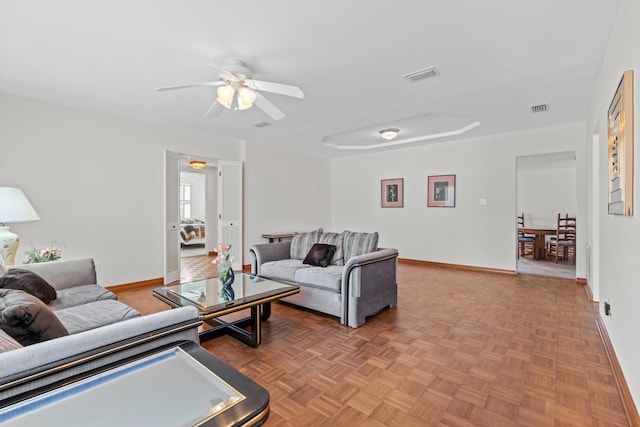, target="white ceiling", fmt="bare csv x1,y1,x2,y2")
0,0,620,158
